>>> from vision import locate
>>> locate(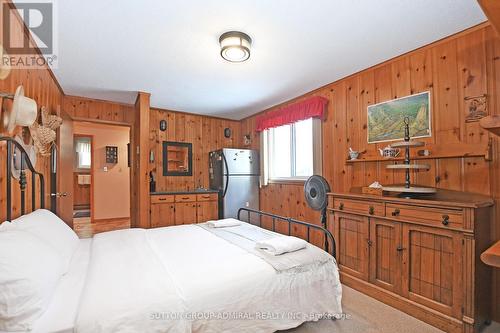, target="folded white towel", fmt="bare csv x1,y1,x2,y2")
256,236,307,256
207,218,242,228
